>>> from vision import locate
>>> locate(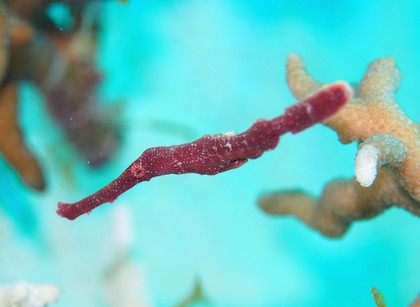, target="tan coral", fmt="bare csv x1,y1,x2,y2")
259,54,419,237
259,169,417,237
0,4,44,190
0,83,45,190
0,4,33,83
287,54,420,201
411,293,420,307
